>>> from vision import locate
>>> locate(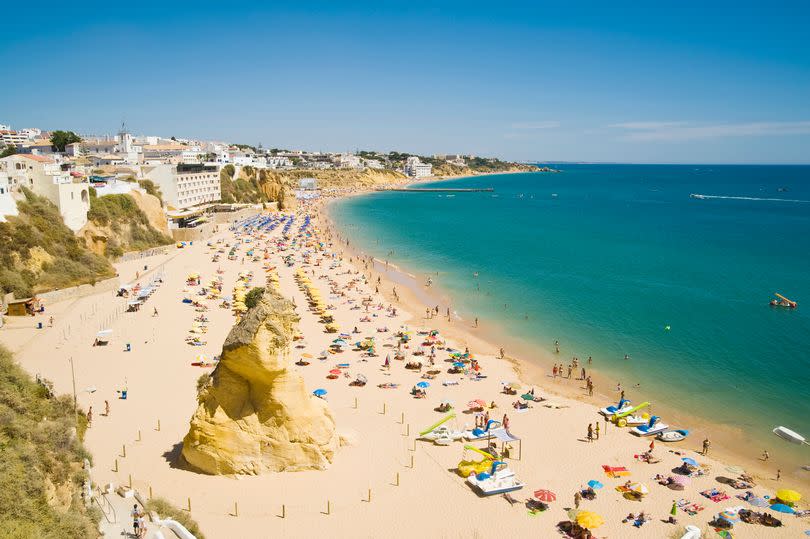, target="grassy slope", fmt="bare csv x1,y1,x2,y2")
86,193,173,258
0,188,115,298
0,344,99,538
